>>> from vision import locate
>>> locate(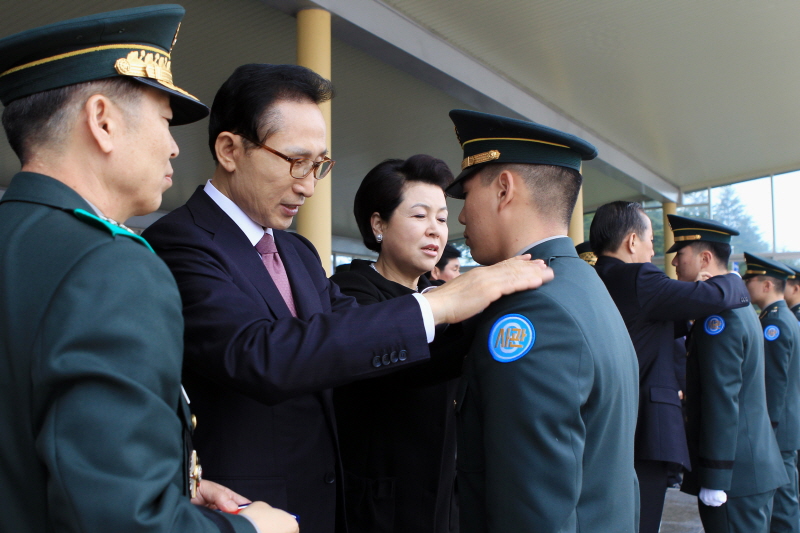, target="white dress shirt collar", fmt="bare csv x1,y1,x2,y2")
203,180,271,245
514,235,569,257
